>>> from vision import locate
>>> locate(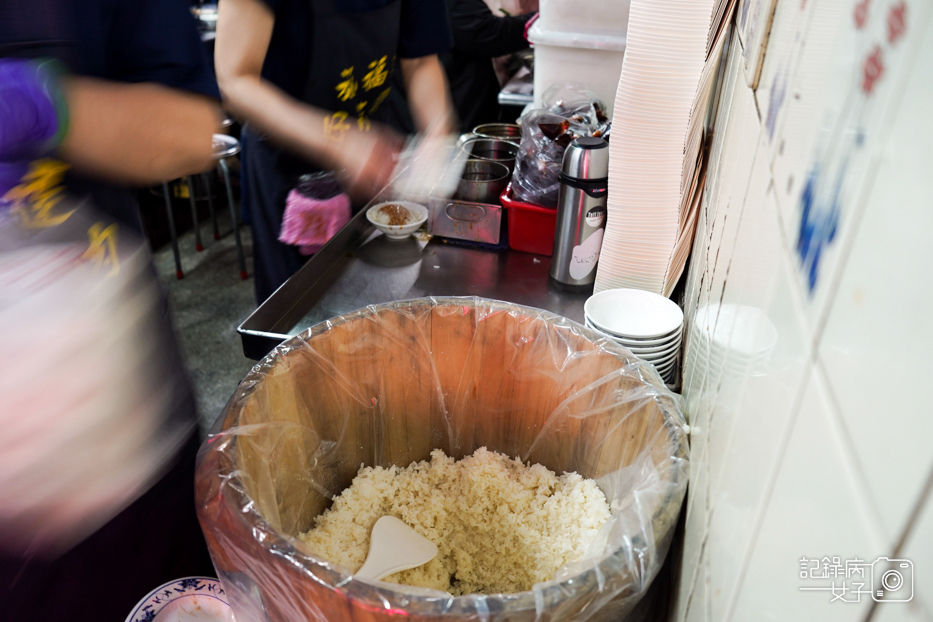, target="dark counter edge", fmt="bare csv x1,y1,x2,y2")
238,207,375,360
